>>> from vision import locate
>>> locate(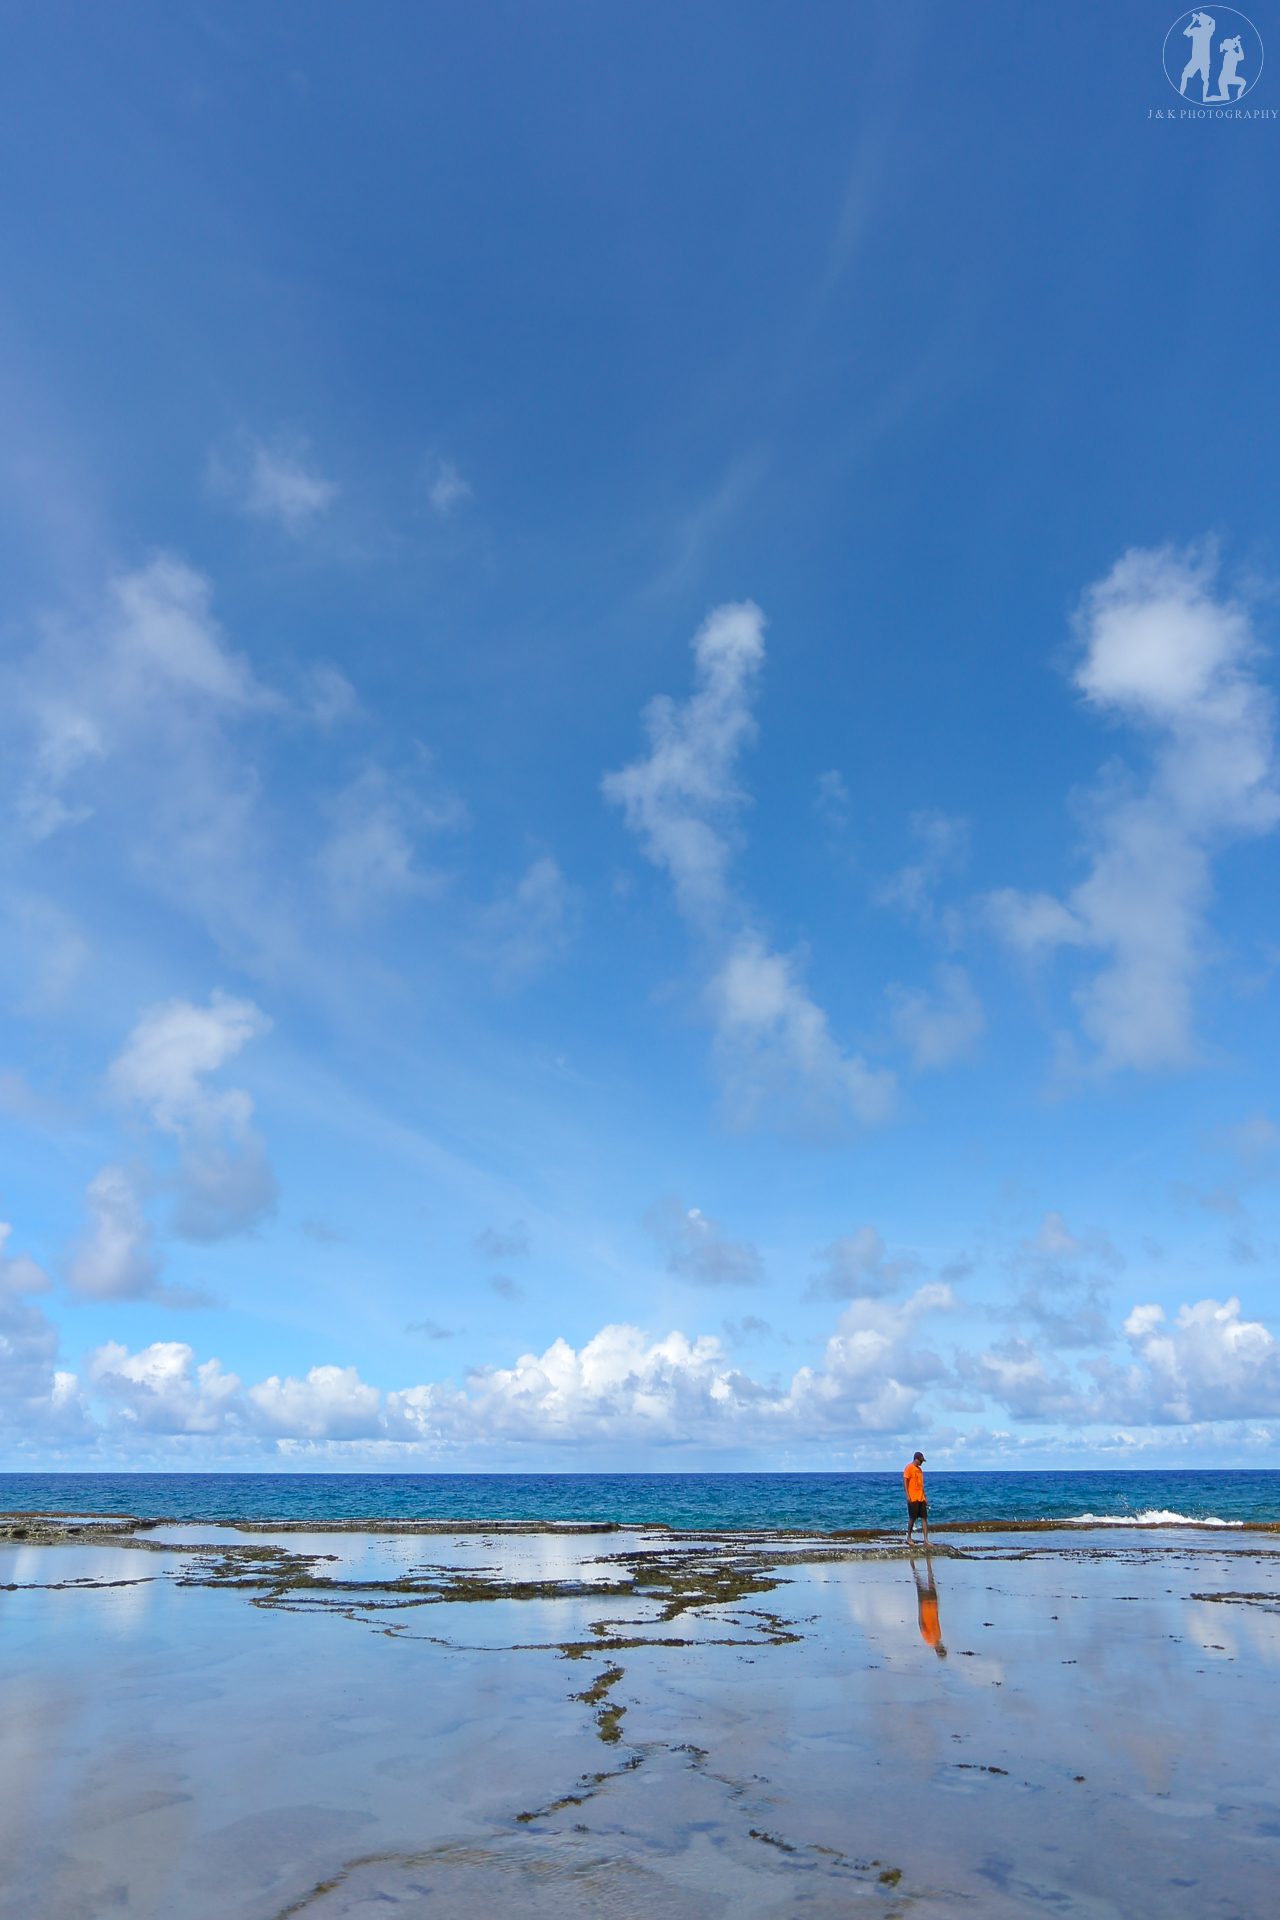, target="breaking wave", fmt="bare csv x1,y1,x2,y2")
1070,1509,1243,1528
